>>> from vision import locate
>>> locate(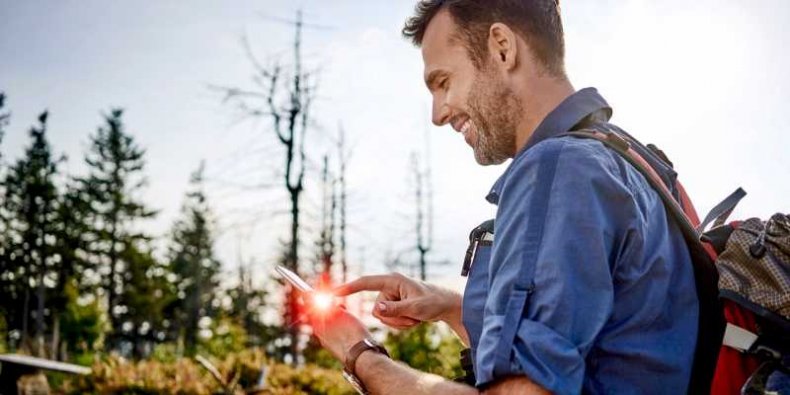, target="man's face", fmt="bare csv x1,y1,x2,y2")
422,10,521,165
